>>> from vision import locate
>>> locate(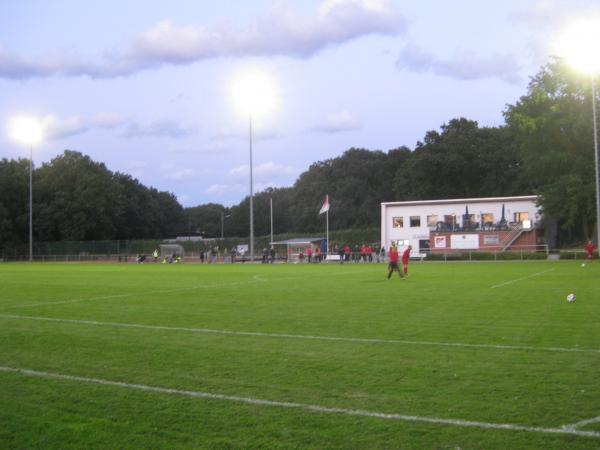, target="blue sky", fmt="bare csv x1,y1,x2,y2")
1,0,598,206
